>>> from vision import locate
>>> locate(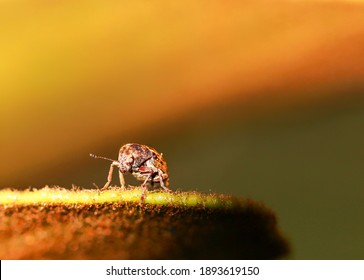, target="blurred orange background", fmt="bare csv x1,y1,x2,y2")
1,0,364,259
